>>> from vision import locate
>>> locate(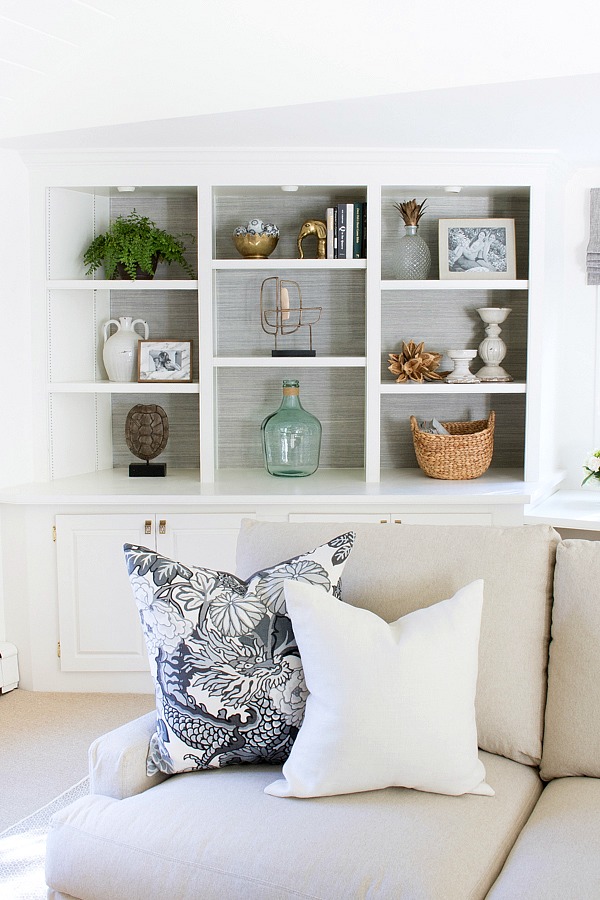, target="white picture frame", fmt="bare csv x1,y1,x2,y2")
138,340,192,383
439,218,517,280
